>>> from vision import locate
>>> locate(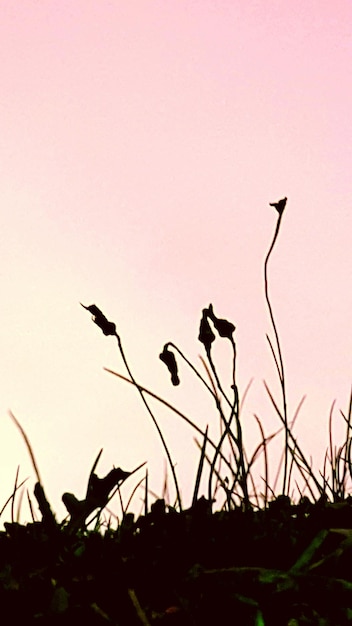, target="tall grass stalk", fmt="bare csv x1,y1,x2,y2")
264,209,289,494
